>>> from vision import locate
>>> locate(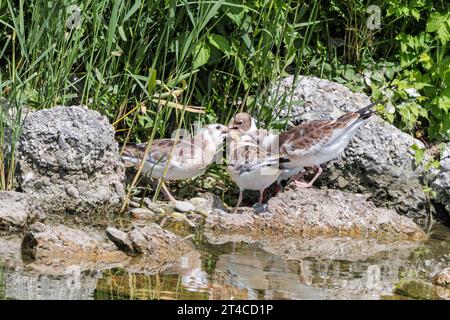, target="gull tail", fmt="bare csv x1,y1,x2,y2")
120,145,142,166
355,101,381,120
278,157,290,169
